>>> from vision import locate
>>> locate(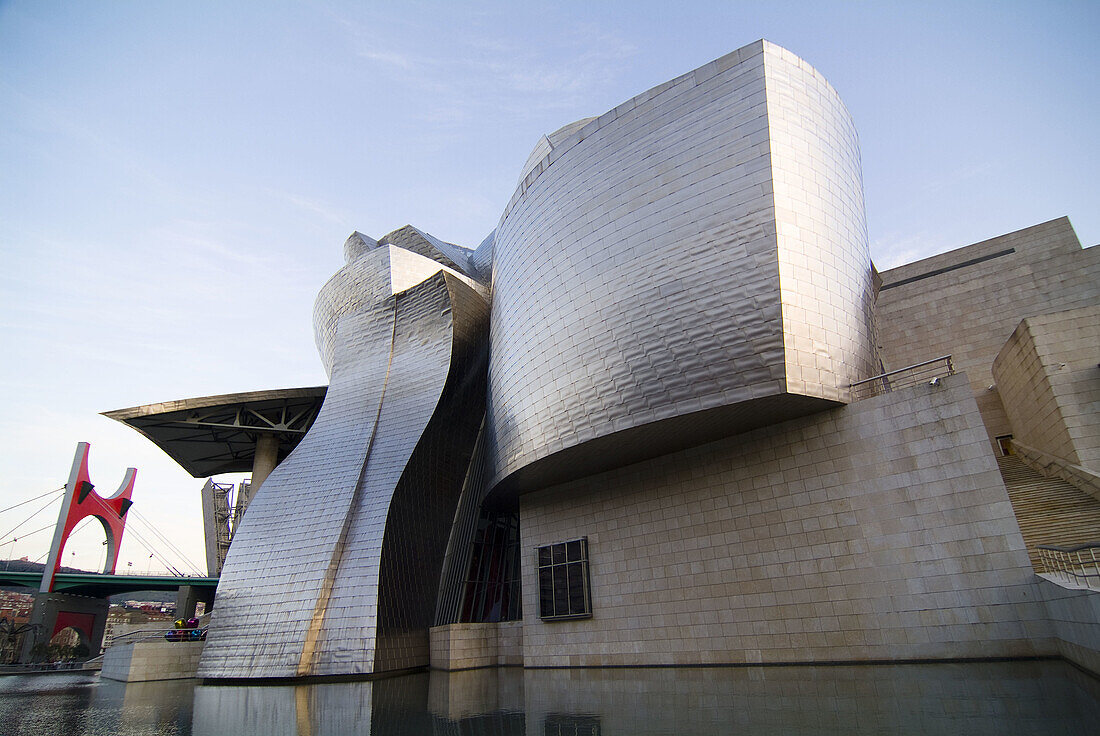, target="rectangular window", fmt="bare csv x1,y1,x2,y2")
537,538,591,620
544,714,601,735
